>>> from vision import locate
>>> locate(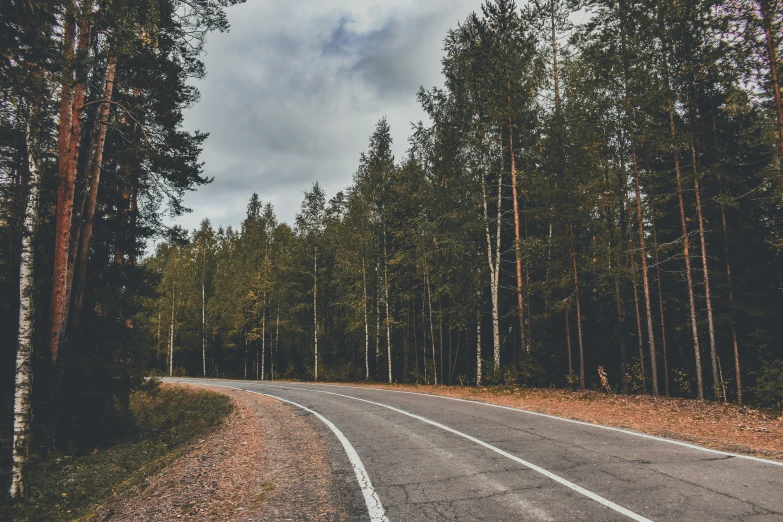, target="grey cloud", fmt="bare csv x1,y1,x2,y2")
169,0,483,236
